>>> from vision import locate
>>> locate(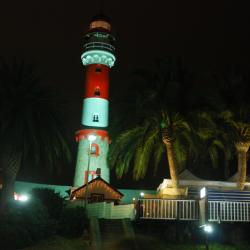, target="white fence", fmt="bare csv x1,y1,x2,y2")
208,201,250,222
139,199,250,222
68,200,135,220
139,199,198,220
68,199,250,222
